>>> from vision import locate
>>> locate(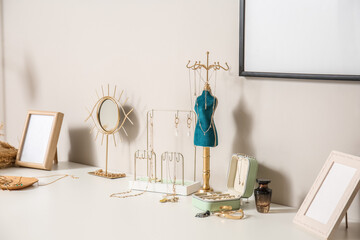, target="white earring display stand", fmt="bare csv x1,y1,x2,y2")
129,150,200,196
129,109,201,195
